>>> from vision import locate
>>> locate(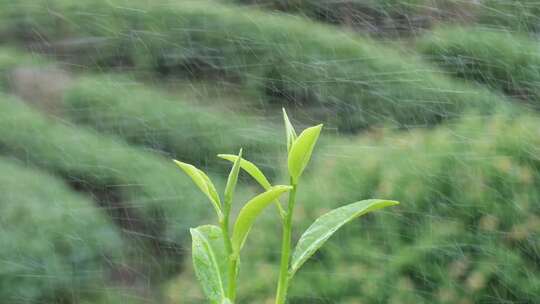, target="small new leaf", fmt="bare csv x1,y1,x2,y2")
219,154,286,218
288,124,323,184
199,171,222,209
224,149,243,209
218,154,272,190
232,185,292,253
283,108,297,152
174,160,222,216
290,199,399,276
190,225,229,303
